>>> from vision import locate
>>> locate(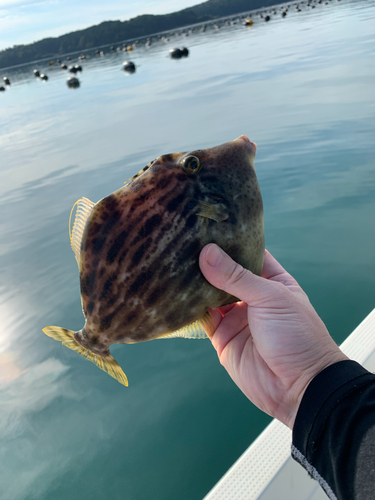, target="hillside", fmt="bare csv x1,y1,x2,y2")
0,0,284,69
